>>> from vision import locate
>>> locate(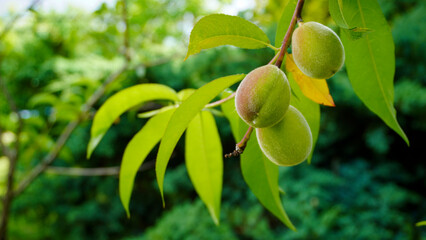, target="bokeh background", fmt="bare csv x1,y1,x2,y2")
0,0,425,239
